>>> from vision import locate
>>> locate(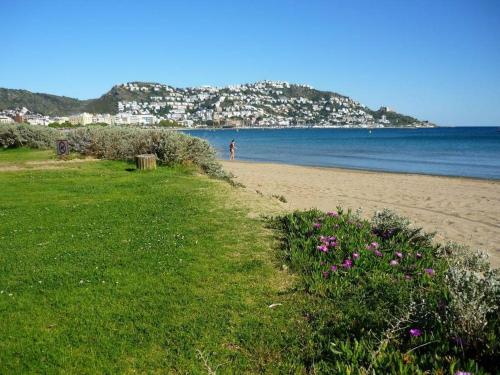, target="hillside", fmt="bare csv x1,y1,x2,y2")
0,81,435,127
0,86,130,115
0,88,89,116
